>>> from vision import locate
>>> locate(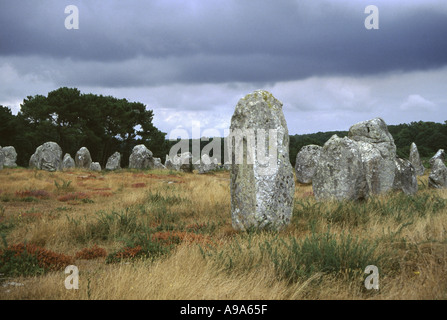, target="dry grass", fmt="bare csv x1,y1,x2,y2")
1,167,447,300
